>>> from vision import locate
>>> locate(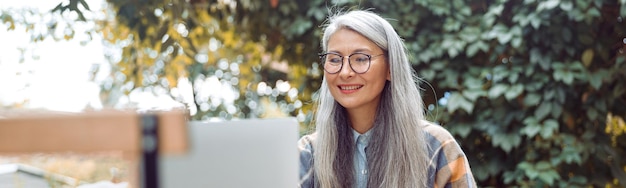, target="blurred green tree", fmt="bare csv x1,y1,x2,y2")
95,0,322,122
4,0,626,187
